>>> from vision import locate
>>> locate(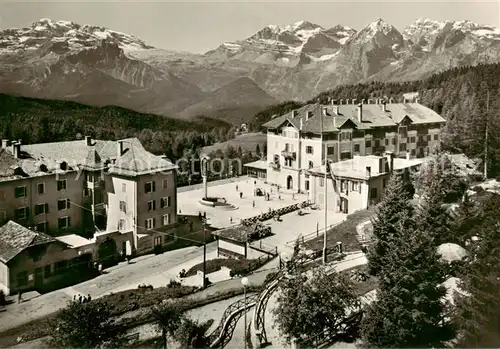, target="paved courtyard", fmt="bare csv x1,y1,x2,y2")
177,177,310,229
